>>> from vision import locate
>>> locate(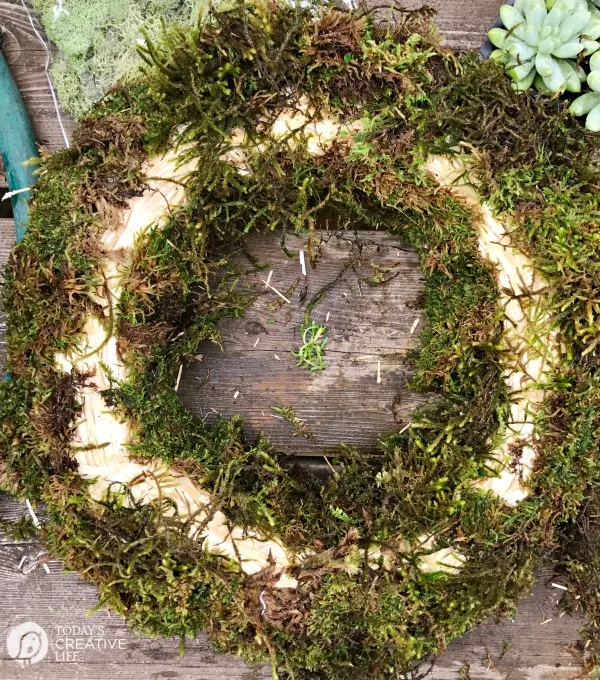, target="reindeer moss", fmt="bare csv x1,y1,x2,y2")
2,2,600,679
32,0,205,118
